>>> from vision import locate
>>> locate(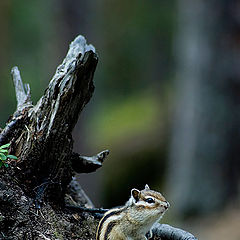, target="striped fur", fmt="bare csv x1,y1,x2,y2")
96,208,125,240
96,185,169,240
